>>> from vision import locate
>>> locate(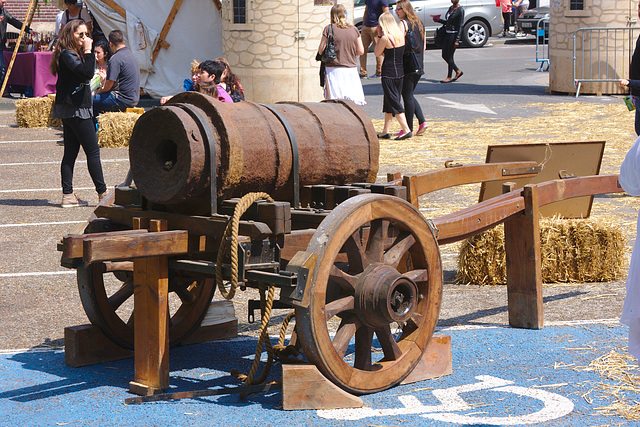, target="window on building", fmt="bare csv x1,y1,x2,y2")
233,0,247,24
569,0,584,10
